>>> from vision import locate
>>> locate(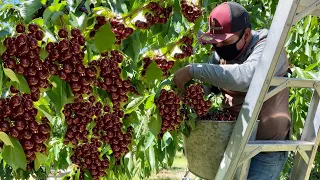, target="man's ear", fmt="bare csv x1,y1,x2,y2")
244,28,251,40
